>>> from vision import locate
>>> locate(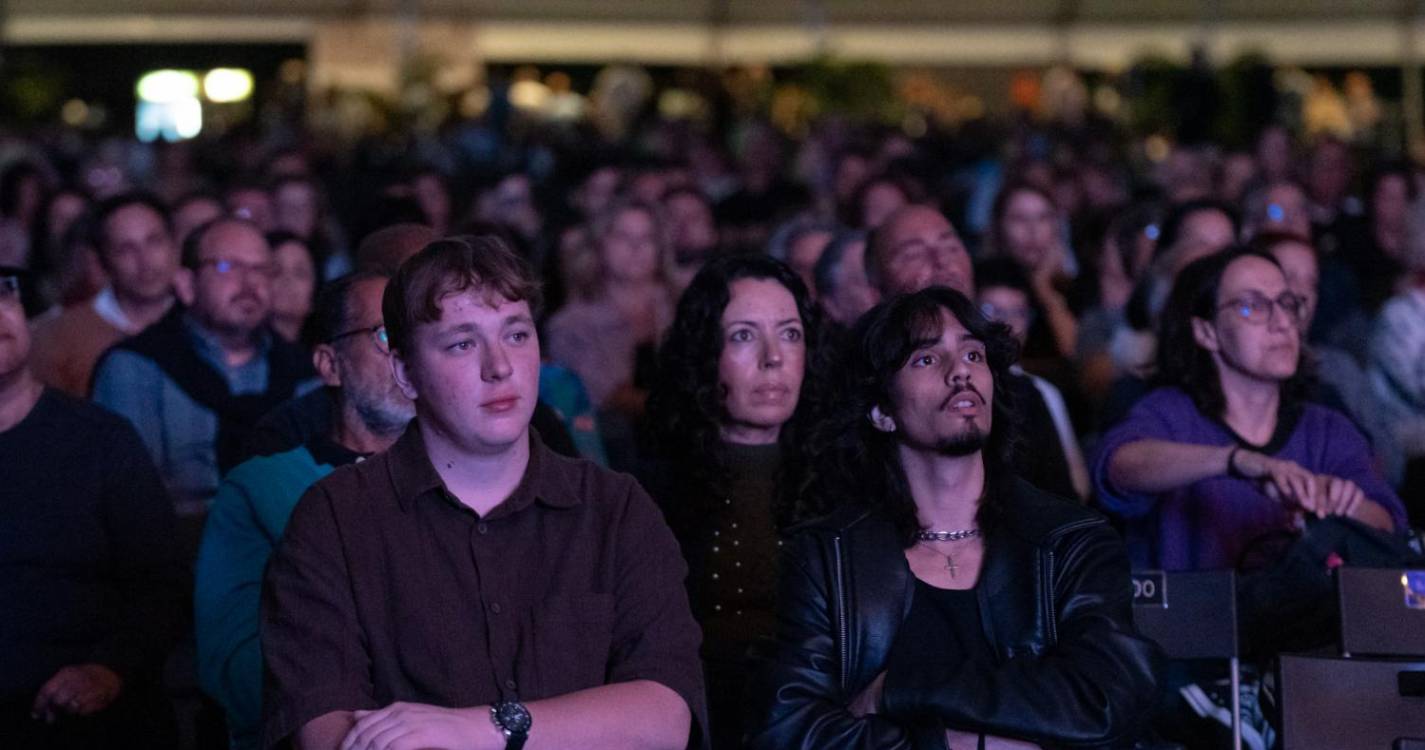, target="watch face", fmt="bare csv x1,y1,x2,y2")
494,701,532,733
